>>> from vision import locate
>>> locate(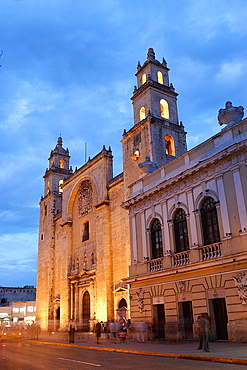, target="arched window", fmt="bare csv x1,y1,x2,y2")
142,73,147,84
59,159,65,168
160,99,169,119
91,252,95,265
46,181,50,195
140,106,146,121
82,291,90,331
174,209,189,253
150,218,163,259
58,179,63,193
82,221,89,242
200,197,220,245
157,71,163,84
165,134,175,156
